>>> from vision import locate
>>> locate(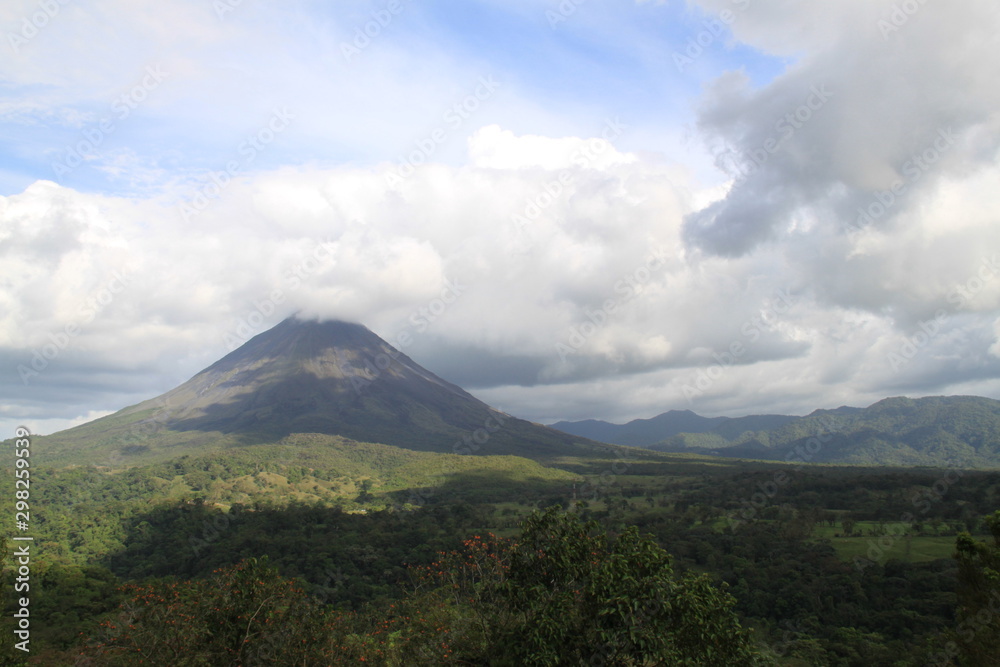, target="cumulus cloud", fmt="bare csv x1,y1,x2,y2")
2,0,1000,435
468,124,637,171
684,0,1000,259
1,126,793,430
